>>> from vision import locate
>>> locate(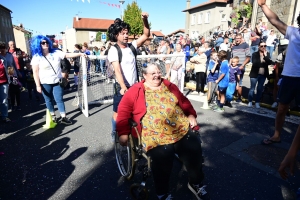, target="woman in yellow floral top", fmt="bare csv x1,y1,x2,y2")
116,63,209,200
